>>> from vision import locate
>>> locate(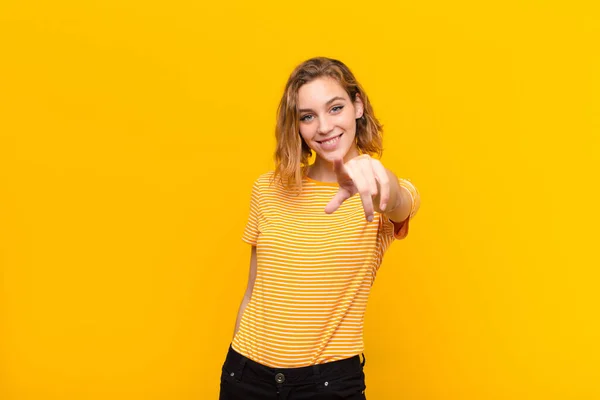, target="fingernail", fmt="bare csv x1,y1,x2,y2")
367,216,373,222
